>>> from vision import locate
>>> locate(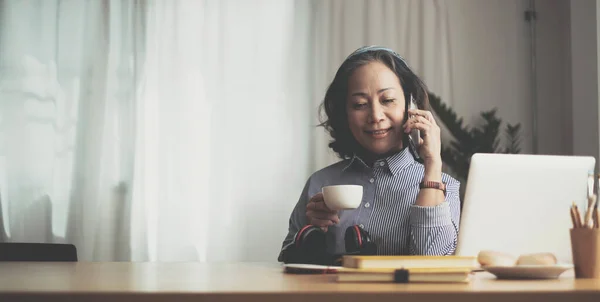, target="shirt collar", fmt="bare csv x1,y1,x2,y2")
341,147,416,176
